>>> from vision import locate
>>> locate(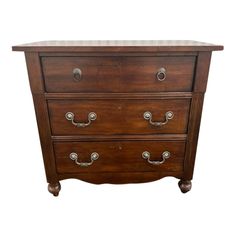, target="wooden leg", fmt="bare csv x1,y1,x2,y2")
178,180,192,193
48,182,61,196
